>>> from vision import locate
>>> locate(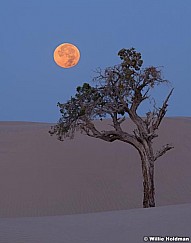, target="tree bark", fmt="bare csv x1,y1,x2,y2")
139,144,155,208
